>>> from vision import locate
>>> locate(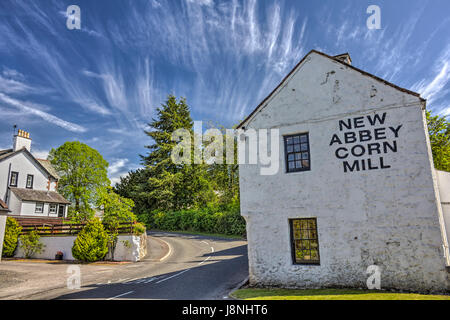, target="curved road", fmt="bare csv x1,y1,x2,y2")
53,232,248,300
